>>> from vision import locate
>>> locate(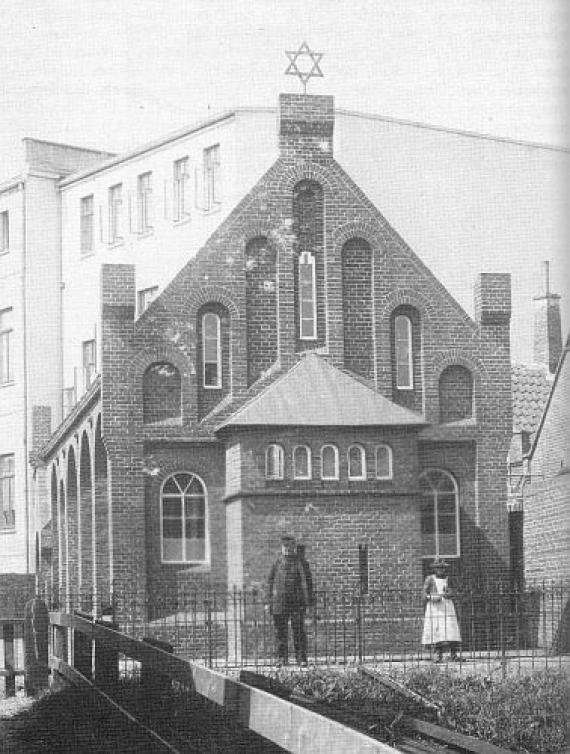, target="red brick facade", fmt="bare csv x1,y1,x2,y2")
39,93,514,608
